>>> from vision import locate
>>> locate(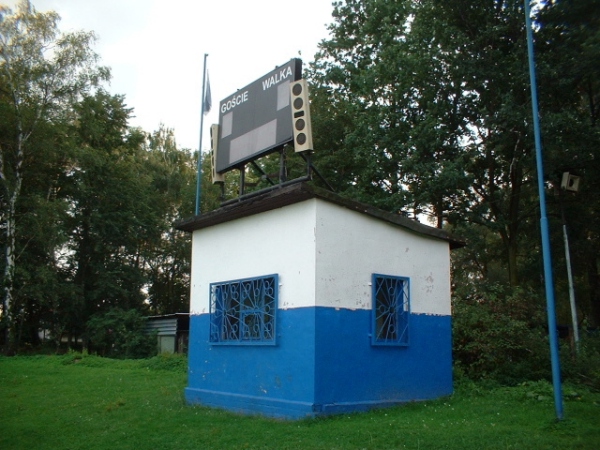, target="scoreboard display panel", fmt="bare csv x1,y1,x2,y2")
216,58,302,173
